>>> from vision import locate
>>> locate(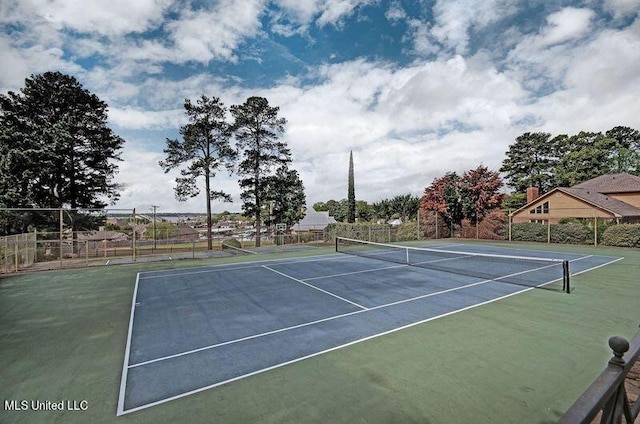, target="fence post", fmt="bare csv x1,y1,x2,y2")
14,241,19,273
